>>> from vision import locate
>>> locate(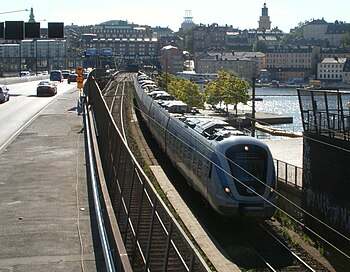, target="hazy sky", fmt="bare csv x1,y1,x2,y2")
1,0,349,32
